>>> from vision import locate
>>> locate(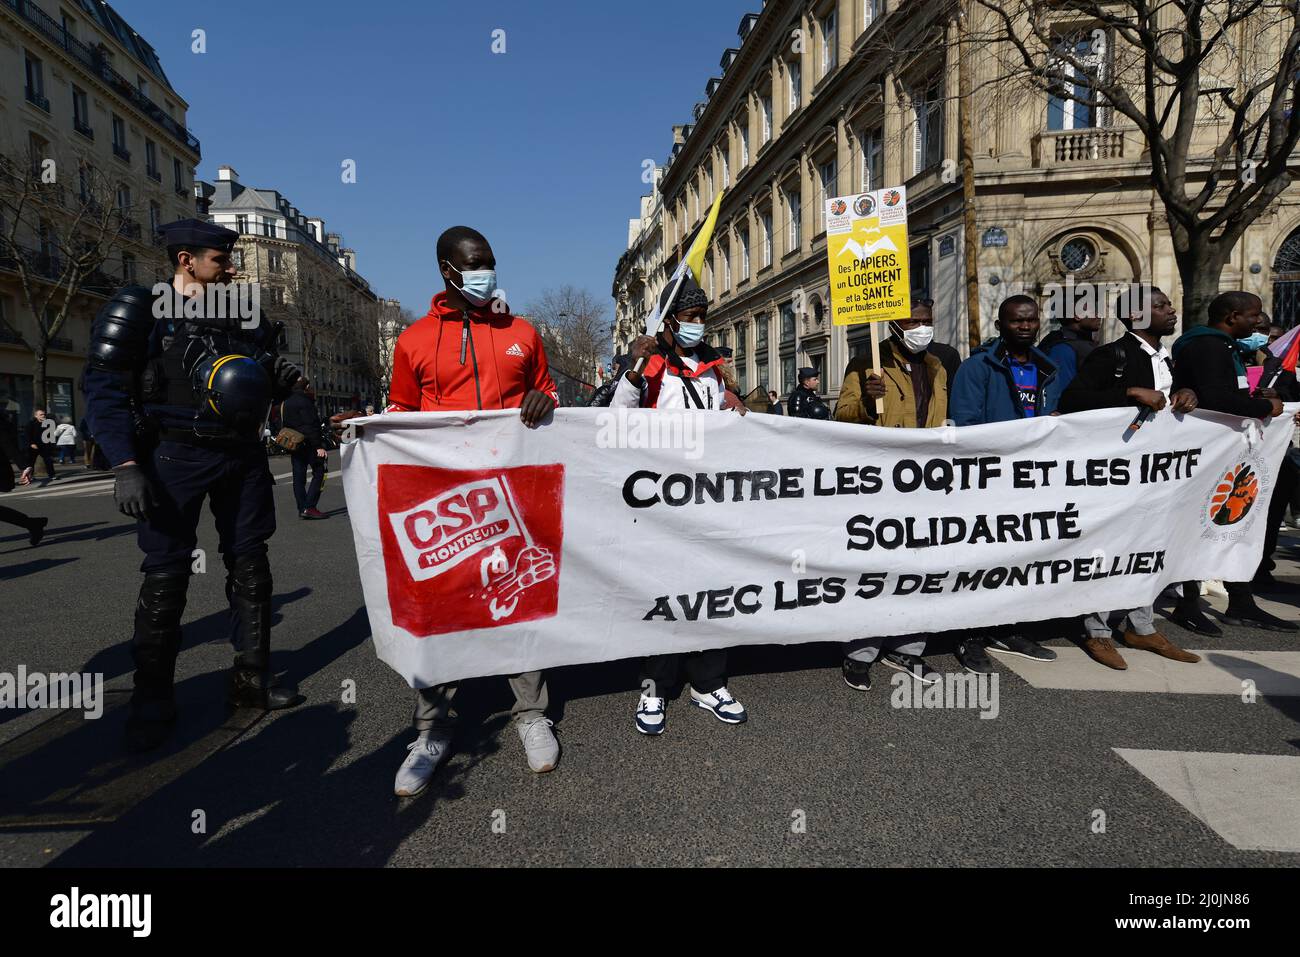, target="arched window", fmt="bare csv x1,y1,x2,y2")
1271,228,1300,329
